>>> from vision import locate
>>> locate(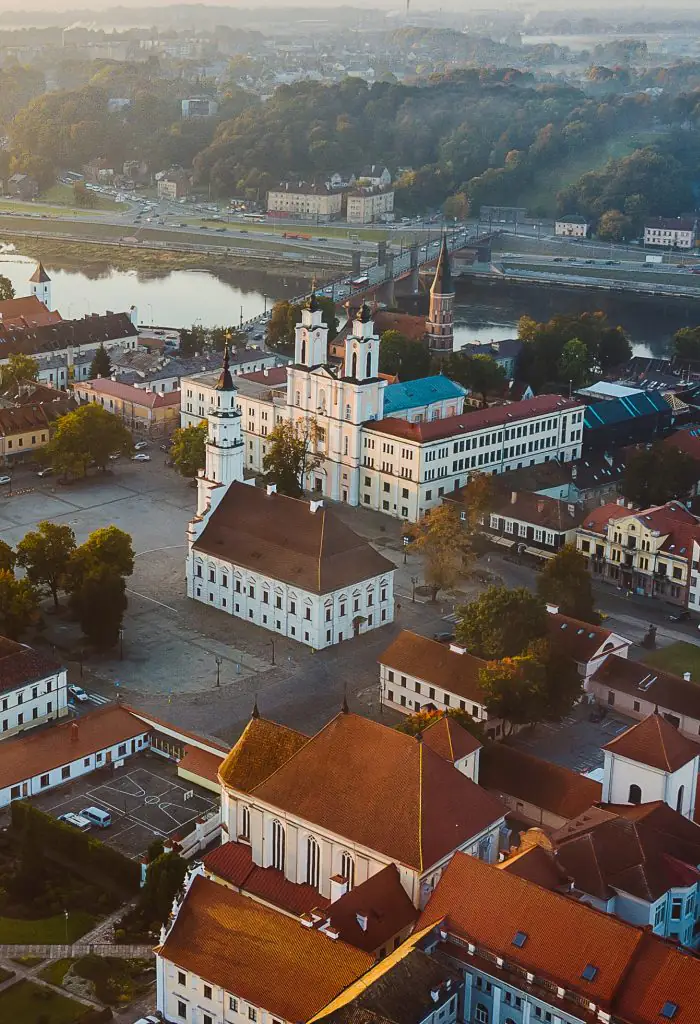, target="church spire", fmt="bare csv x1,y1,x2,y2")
426,233,455,356
431,234,453,295
214,341,234,391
